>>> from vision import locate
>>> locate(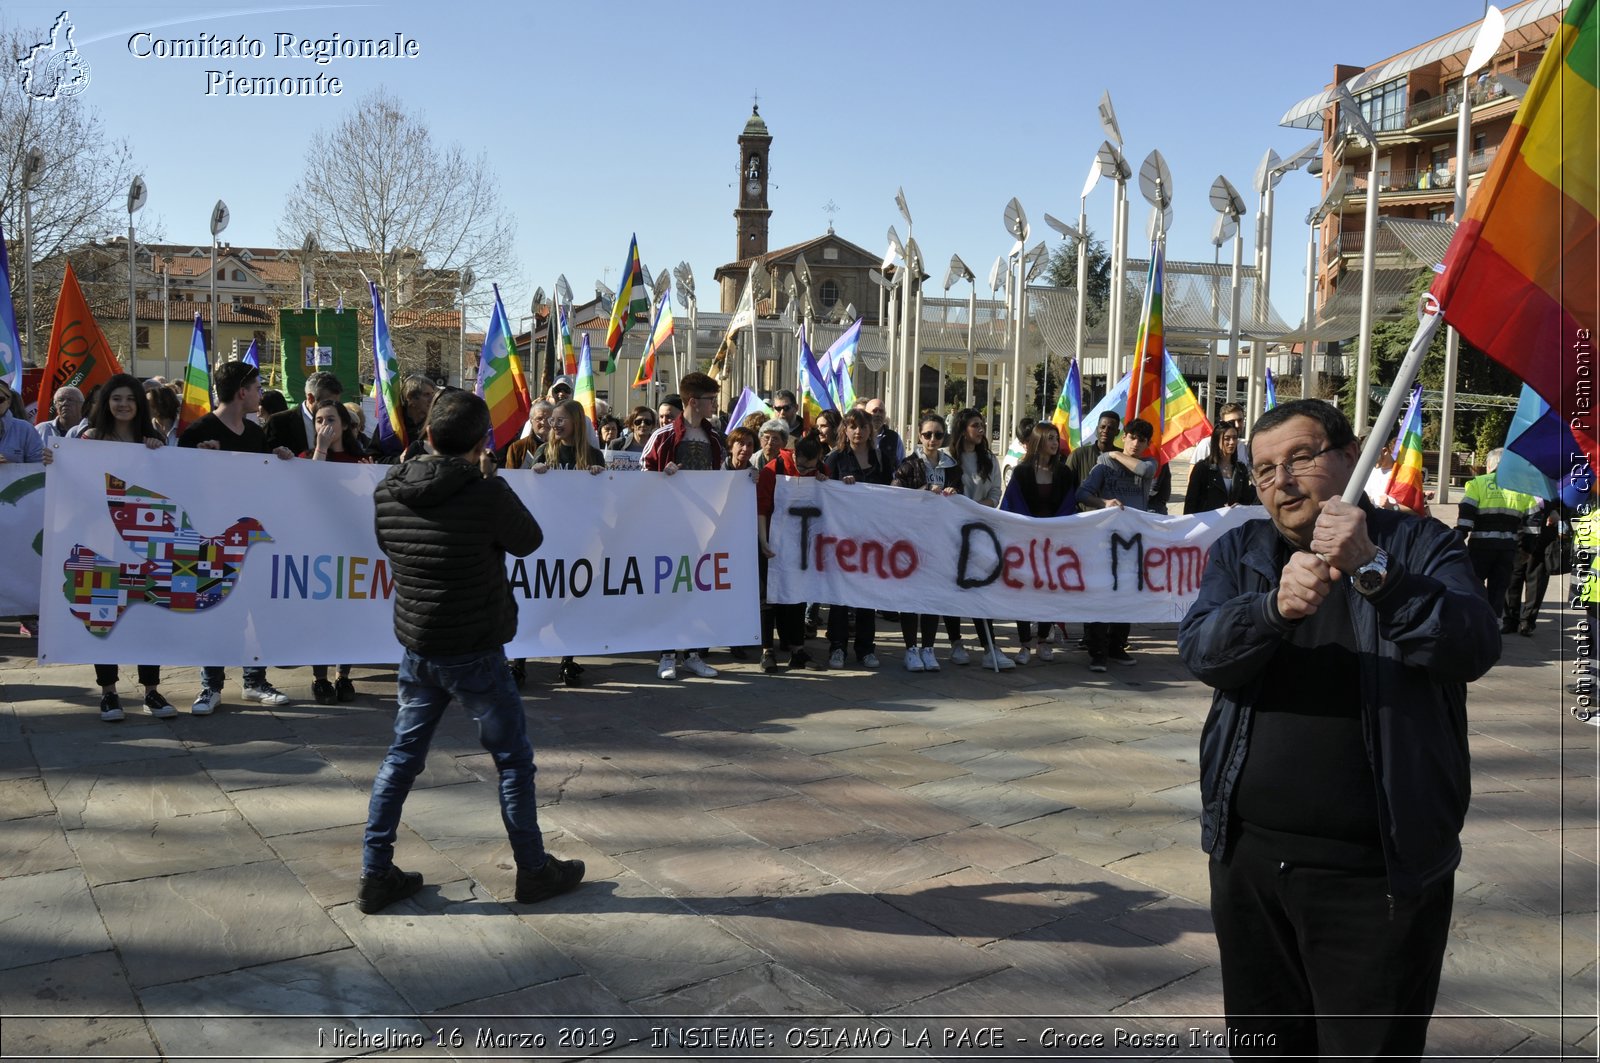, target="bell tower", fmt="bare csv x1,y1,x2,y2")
735,105,772,260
